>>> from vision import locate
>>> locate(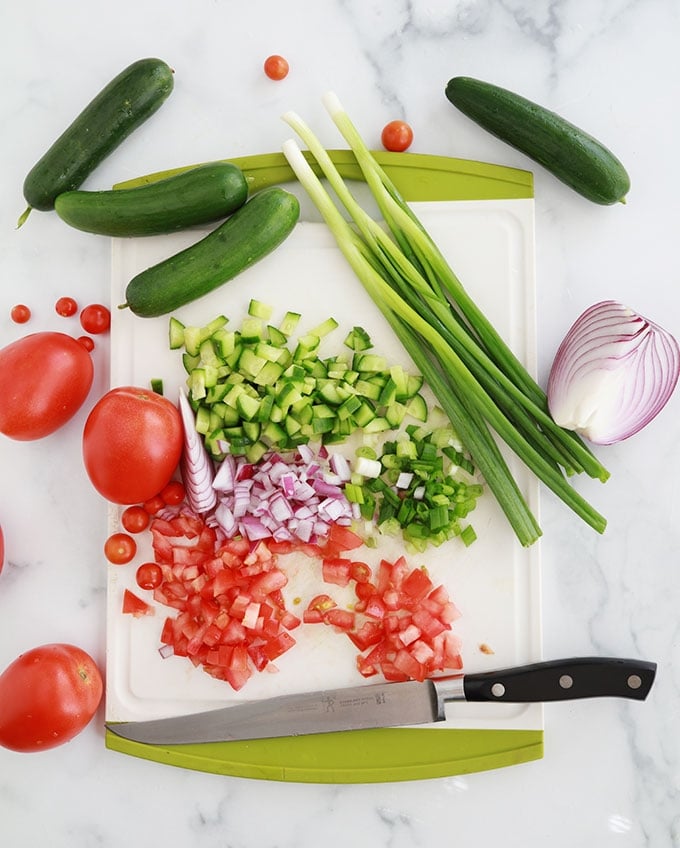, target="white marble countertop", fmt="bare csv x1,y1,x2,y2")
1,2,679,846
